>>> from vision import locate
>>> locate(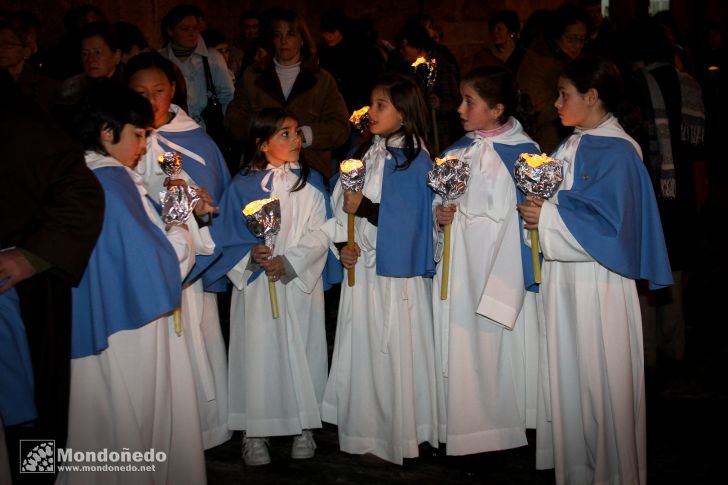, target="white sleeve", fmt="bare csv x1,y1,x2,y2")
165,225,196,278
283,191,329,294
